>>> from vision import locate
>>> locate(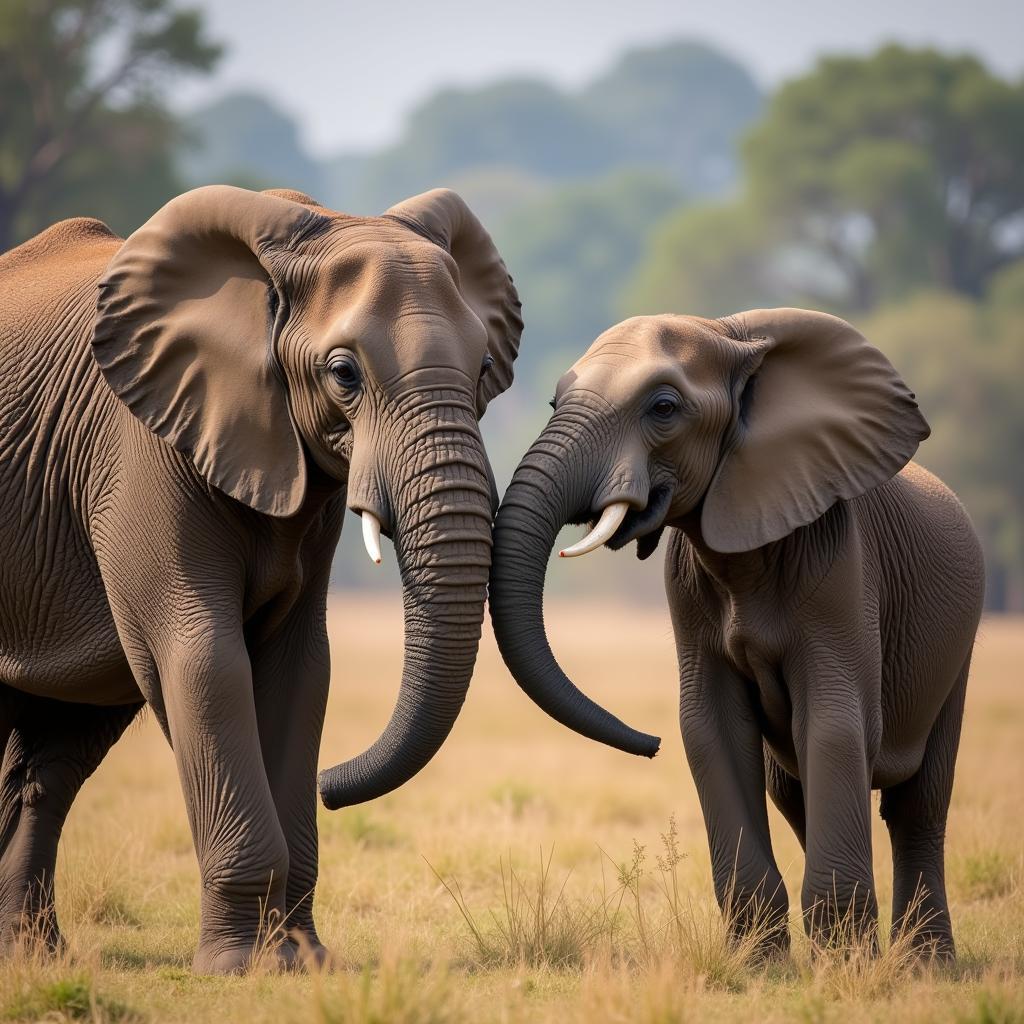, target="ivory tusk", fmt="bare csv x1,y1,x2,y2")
559,501,629,558
361,511,383,565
